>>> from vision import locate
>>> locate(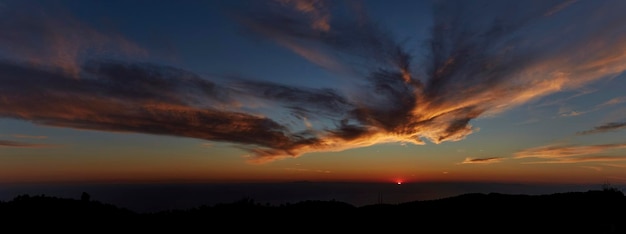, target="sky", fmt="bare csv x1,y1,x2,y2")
2,0,626,207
